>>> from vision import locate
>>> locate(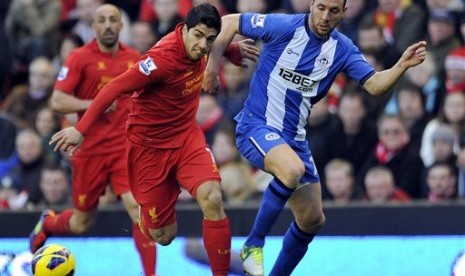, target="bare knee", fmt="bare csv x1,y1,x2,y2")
196,182,226,220
150,228,176,246
265,146,306,187
297,211,326,233
270,161,305,187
